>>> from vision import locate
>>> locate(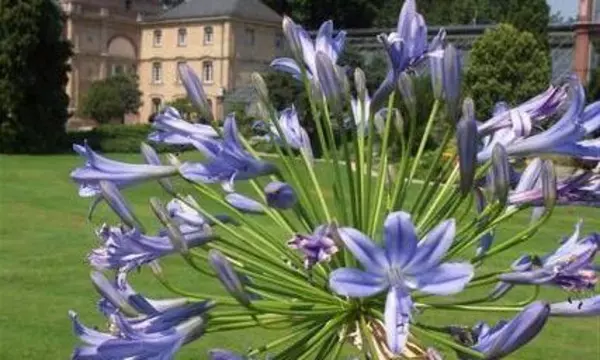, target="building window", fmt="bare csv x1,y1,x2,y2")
177,28,187,47
152,62,162,84
245,28,255,46
275,34,284,49
151,98,162,114
112,64,124,76
176,61,186,83
153,29,162,47
204,26,213,44
202,61,213,83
